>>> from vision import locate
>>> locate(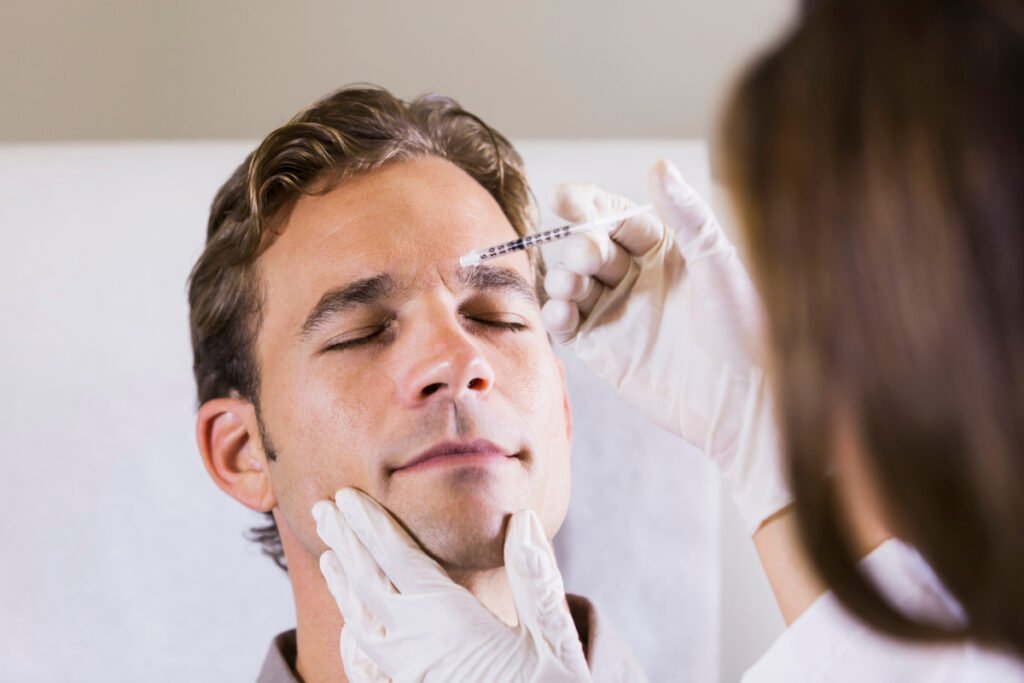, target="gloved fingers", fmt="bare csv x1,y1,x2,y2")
340,625,391,683
553,182,666,260
540,299,581,345
544,266,596,304
314,500,396,631
504,509,585,675
318,549,353,619
606,211,665,258
544,266,606,318
573,278,604,319
649,159,733,262
319,549,387,643
561,230,632,287
333,488,457,598
551,182,636,223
